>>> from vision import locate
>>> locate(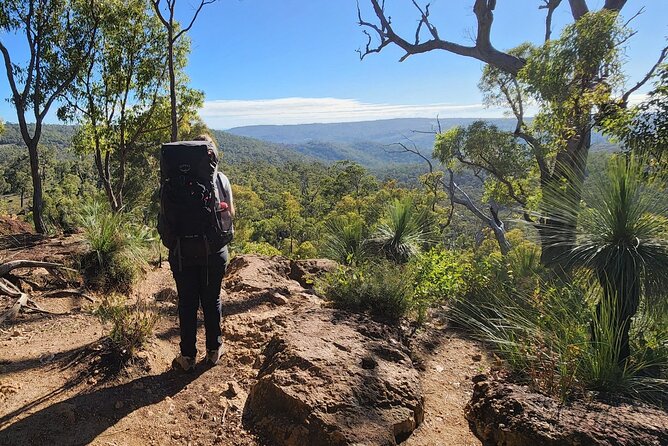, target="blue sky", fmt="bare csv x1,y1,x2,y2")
1,0,667,129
